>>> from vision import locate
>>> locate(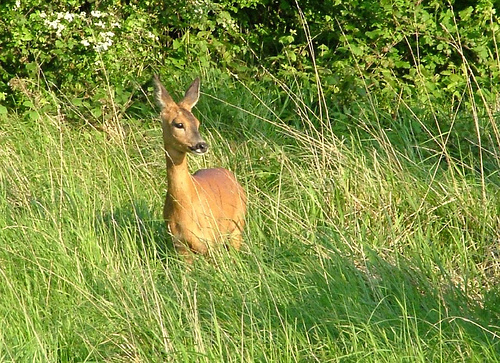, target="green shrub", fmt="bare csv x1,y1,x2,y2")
0,0,160,121
1,0,500,136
